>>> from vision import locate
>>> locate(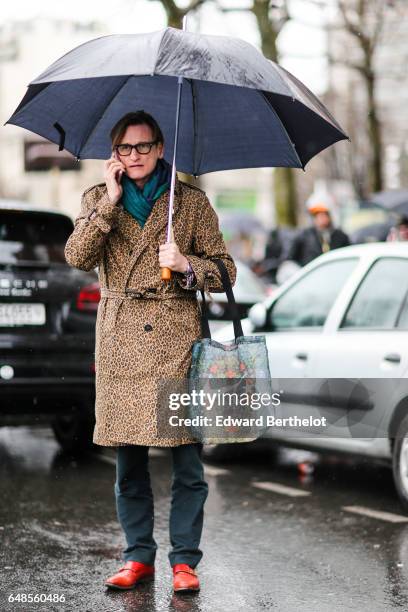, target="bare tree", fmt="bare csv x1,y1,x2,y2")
329,0,387,195
218,0,297,226
253,1,297,226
